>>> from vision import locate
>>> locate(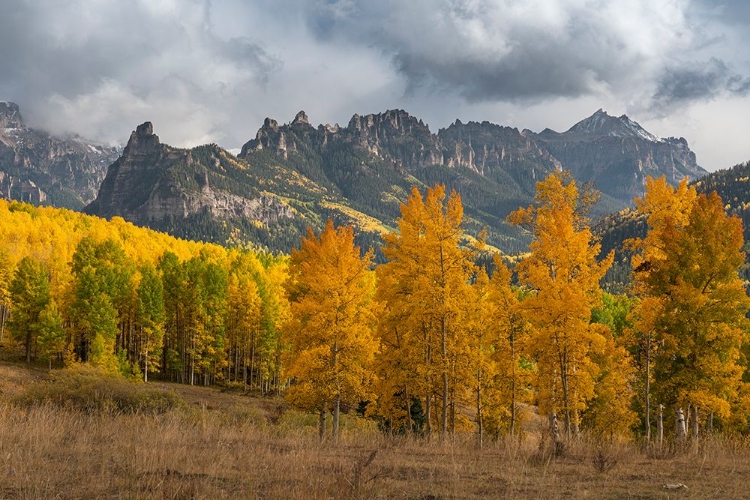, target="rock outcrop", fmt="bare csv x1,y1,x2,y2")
238,108,703,211
85,122,294,228
0,102,121,208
